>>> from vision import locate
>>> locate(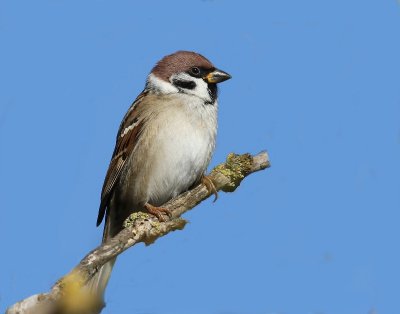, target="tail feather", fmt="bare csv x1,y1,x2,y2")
86,258,116,299
88,200,131,299
86,207,117,299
